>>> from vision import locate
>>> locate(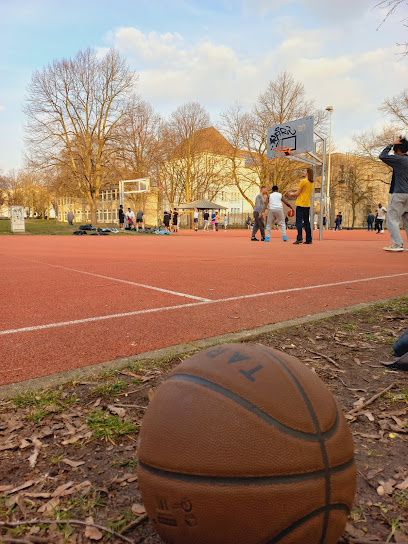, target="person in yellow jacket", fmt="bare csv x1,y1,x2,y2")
287,168,314,245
